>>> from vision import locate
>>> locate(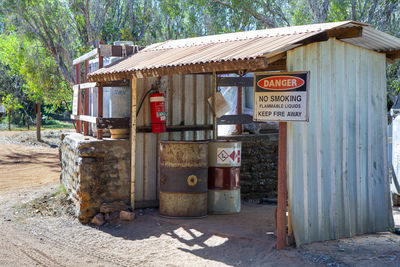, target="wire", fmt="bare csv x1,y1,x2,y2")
136,88,157,117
